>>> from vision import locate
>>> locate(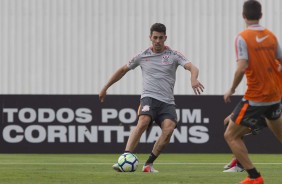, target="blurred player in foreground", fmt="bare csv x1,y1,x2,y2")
223,0,282,183
224,50,282,174
99,23,204,172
